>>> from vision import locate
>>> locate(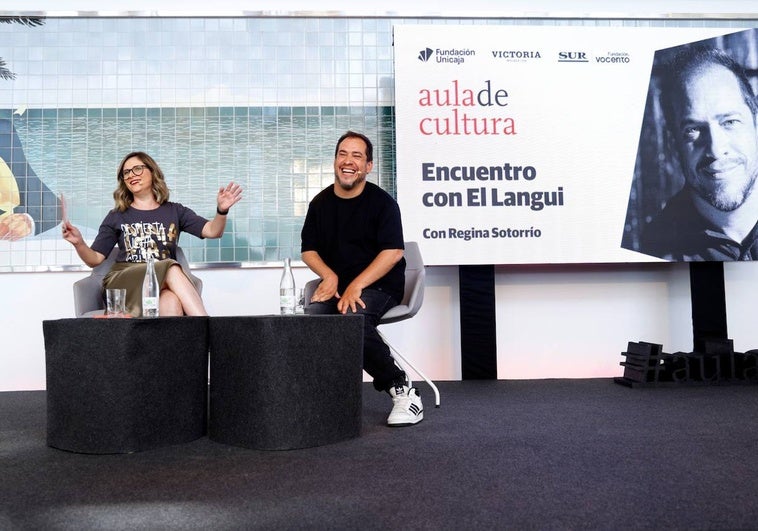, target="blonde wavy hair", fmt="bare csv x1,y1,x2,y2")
113,151,170,212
